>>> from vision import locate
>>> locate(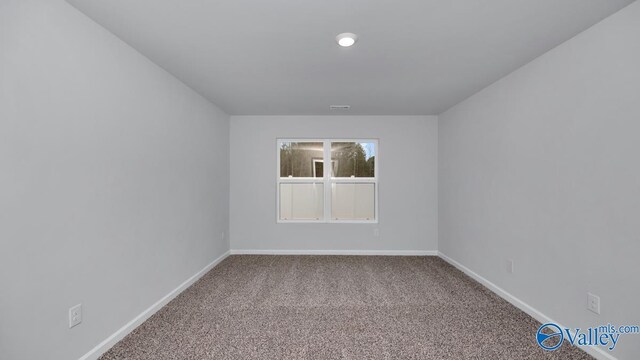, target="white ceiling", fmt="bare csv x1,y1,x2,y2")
67,0,633,115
